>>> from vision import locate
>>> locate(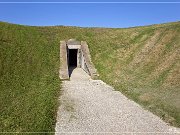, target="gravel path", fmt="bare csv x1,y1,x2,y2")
55,68,179,135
